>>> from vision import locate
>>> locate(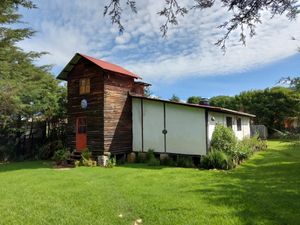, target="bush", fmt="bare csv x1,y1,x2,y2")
210,124,237,154
81,148,92,160
135,152,146,163
52,148,70,165
145,149,160,166
176,155,194,168
147,156,160,166
39,140,64,160
106,156,116,168
200,150,235,170
81,158,97,167
160,156,176,166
